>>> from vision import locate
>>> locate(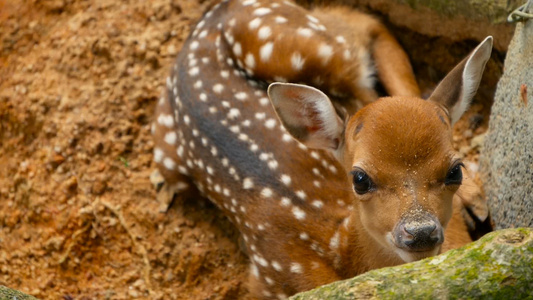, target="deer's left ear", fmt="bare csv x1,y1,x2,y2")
267,83,344,150
429,36,493,125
